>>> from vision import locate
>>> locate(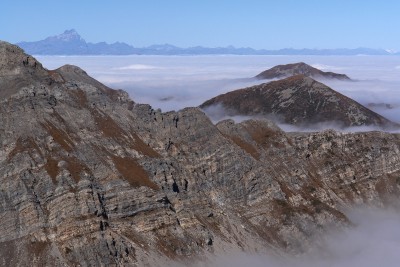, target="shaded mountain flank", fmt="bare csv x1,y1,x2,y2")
201,75,396,128
255,62,351,81
1,41,400,266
